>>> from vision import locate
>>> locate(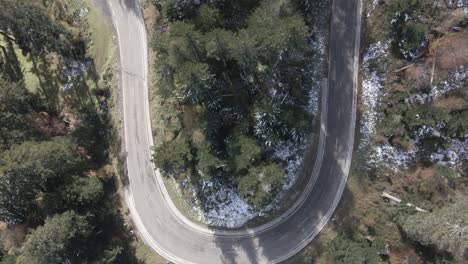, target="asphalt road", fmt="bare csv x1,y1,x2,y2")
107,0,361,263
